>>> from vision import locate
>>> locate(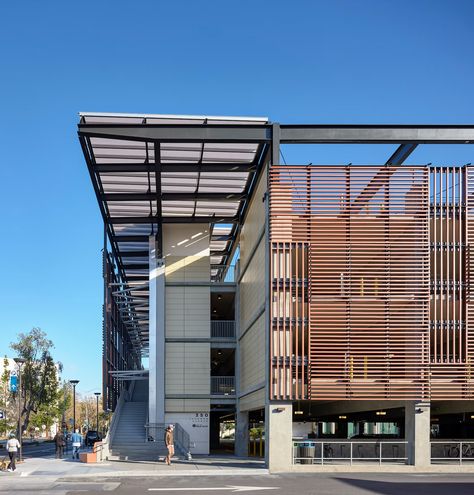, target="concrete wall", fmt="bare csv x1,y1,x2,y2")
161,224,211,452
